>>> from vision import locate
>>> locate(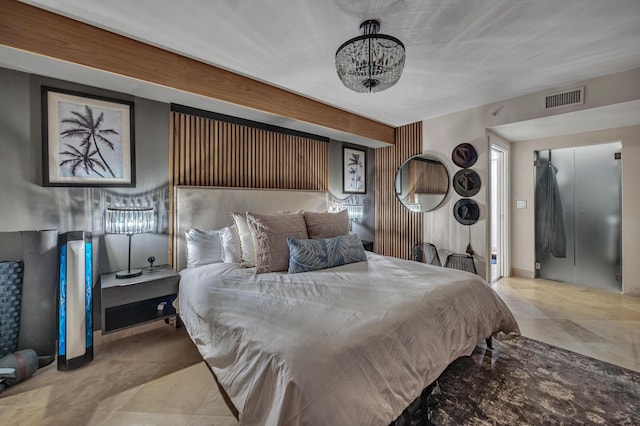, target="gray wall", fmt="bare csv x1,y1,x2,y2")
0,66,170,329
